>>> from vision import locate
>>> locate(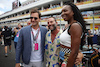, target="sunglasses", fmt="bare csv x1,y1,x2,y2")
30,17,38,20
